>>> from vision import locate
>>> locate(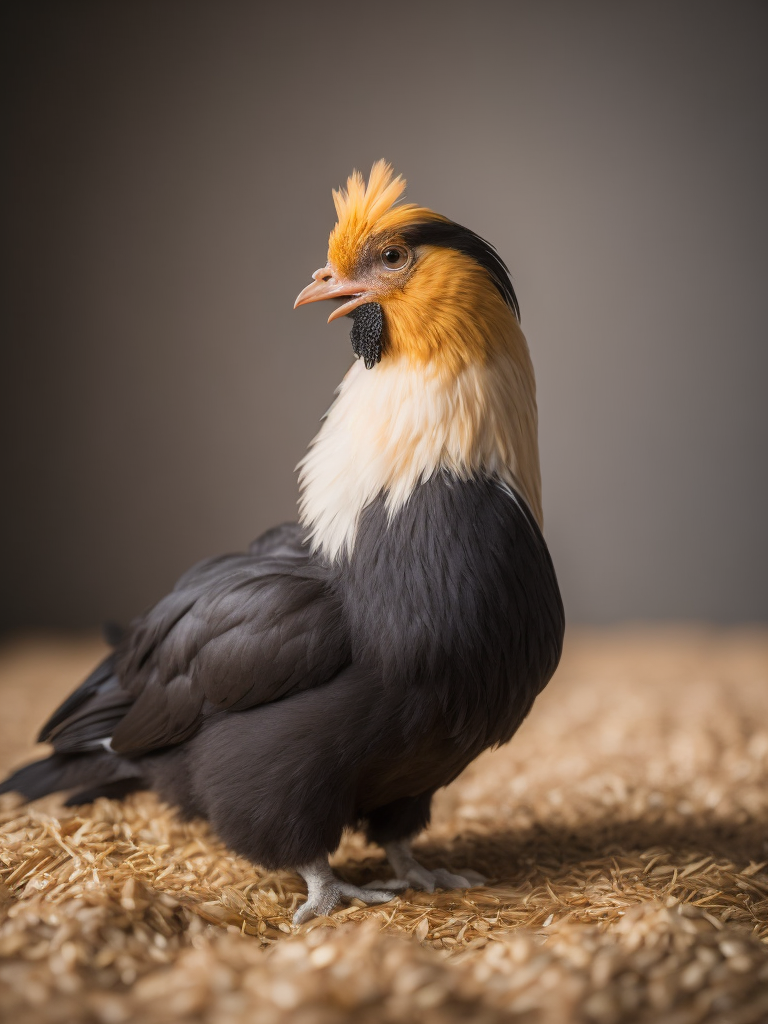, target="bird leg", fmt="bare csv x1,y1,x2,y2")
364,839,487,893
293,857,399,925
